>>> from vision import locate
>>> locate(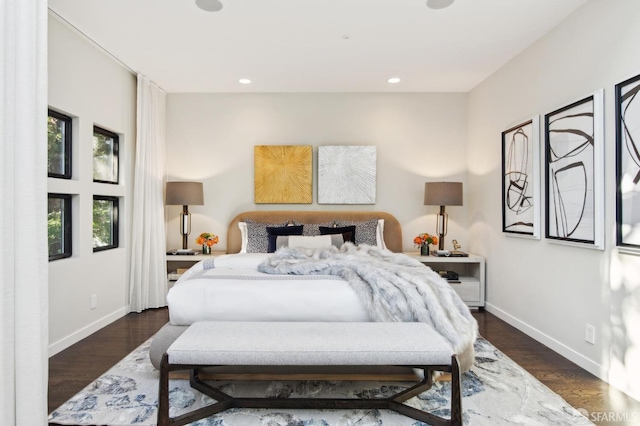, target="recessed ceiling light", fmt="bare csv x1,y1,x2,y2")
426,0,454,10
388,77,401,84
195,0,223,12
239,78,252,85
